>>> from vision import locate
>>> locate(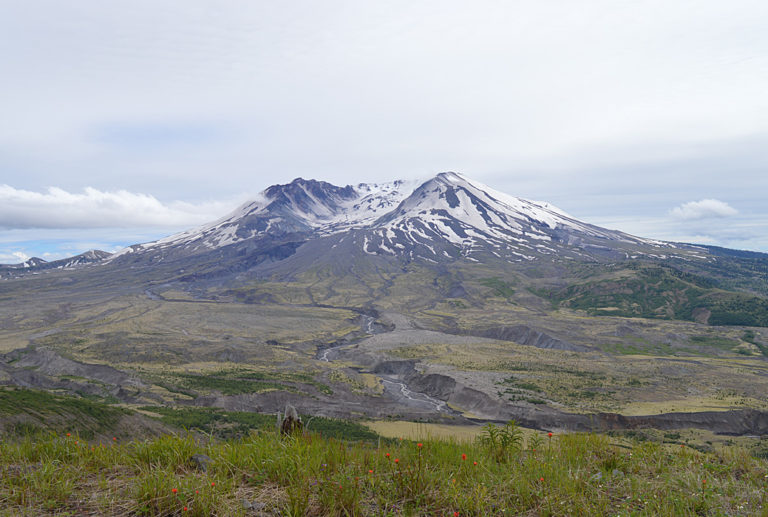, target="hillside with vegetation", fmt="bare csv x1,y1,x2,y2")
1,388,767,516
